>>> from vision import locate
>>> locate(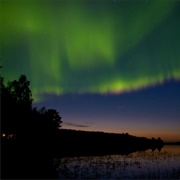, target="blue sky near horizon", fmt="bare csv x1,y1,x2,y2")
1,0,180,141
33,80,180,142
